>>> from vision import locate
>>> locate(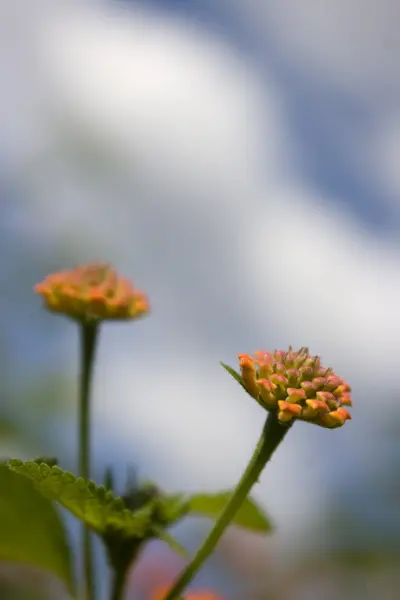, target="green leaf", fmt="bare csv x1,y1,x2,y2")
32,456,59,467
188,491,273,533
7,461,187,558
155,529,190,558
7,460,155,539
0,465,74,592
